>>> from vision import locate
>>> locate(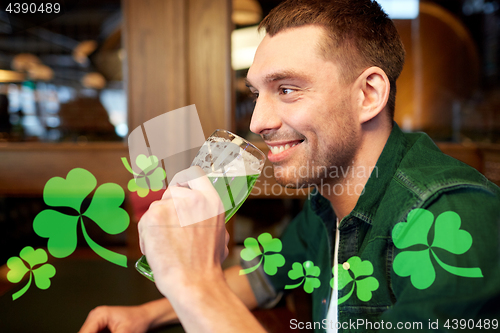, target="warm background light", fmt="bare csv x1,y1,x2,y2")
0,70,25,83
232,0,262,26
